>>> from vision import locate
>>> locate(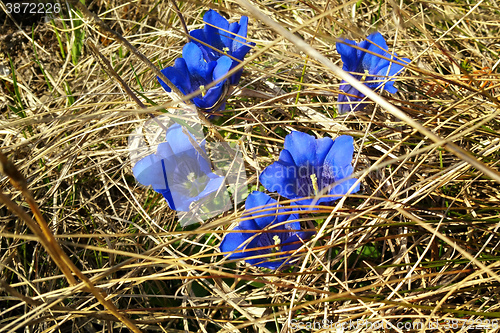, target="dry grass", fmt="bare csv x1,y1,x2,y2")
1,0,500,332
